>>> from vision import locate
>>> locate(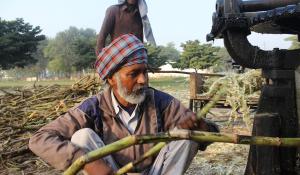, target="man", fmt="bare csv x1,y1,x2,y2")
96,0,156,55
29,34,218,175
